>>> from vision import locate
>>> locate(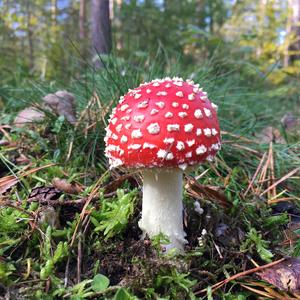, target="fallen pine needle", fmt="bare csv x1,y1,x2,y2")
240,284,276,299
268,196,300,204
194,258,285,295
260,167,300,197
231,143,260,154
244,152,267,197
221,131,257,143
